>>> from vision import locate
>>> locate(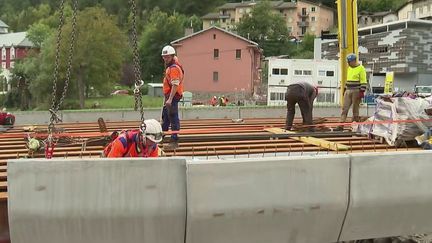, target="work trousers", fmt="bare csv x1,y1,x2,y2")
285,84,314,131
162,96,180,141
341,89,361,122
